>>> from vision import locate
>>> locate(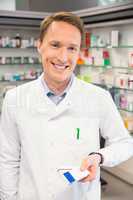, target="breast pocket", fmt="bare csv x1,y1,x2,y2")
58,117,100,165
